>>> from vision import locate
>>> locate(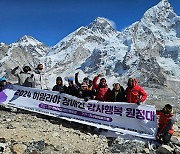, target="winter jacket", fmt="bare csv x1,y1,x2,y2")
75,73,93,91
11,67,35,87
125,79,147,103
111,86,126,102
78,88,96,100
156,110,175,135
52,85,67,93
66,84,79,97
34,69,48,89
93,76,111,101
23,76,35,88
